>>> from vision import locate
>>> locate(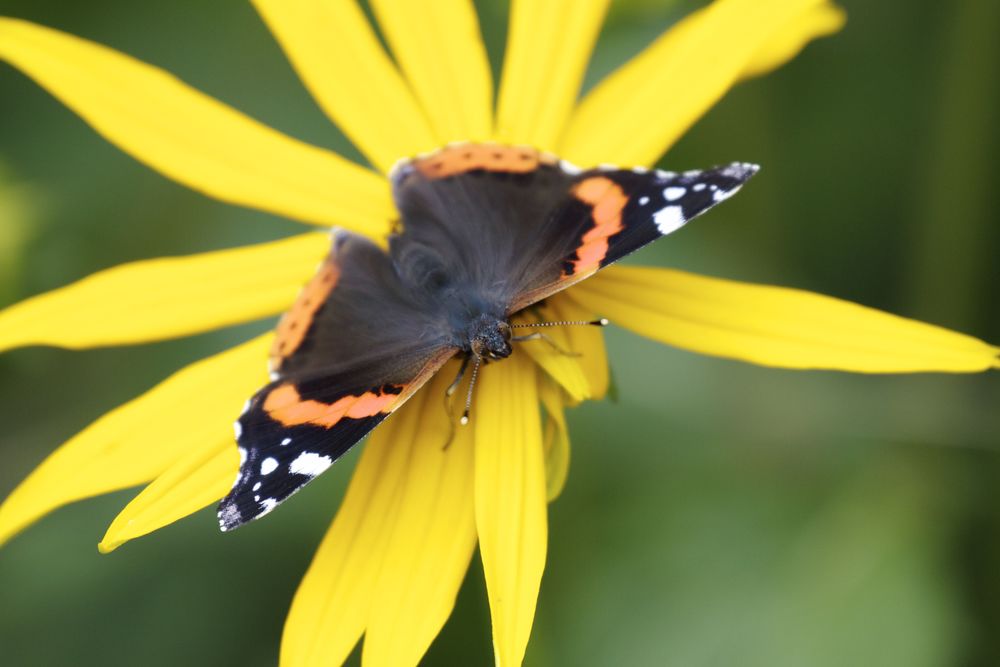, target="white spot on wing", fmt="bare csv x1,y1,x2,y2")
238,447,248,467
260,457,279,475
559,159,582,175
240,400,251,416
638,196,650,206
258,498,278,516
280,437,292,446
290,452,334,478
663,186,686,201
653,206,686,235
692,183,706,192
218,504,241,531
252,481,261,492
713,185,743,202
233,421,242,440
